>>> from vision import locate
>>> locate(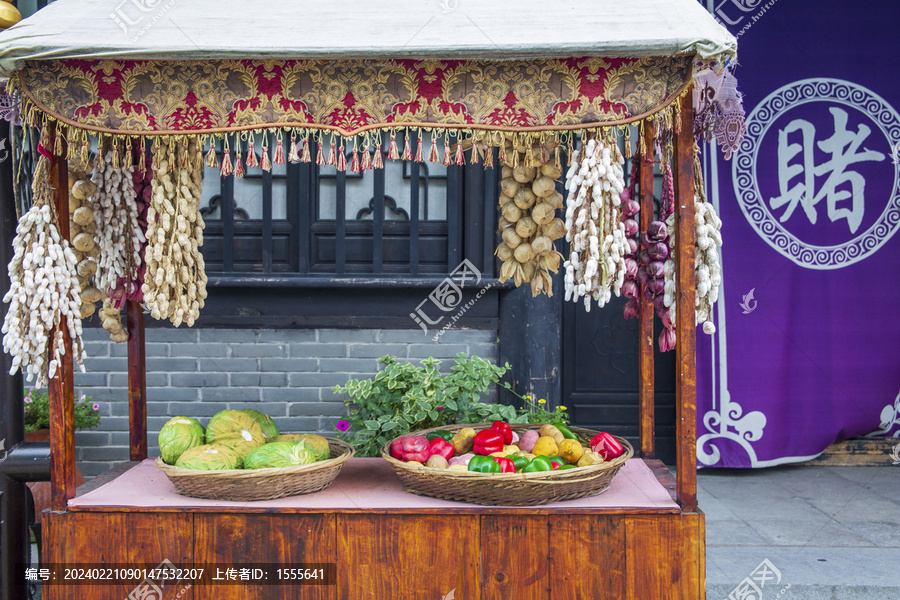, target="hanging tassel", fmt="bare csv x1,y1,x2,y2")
388,133,400,160
373,139,384,169
234,150,245,178
498,143,507,165
246,140,258,168
288,134,300,163
274,135,285,164
206,140,219,169
350,146,360,173
624,126,633,159
471,141,481,165
260,138,272,172
301,136,312,162
327,140,337,166
442,134,452,166
337,144,347,172
554,144,561,171
81,133,91,167
361,144,371,171
220,149,233,176
429,134,440,163
123,140,133,170
512,145,519,169
415,132,424,163
540,144,548,165
316,139,325,165
484,145,494,168
455,136,465,166
402,132,412,161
